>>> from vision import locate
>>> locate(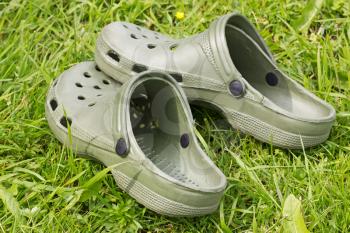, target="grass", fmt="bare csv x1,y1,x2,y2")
0,0,350,232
